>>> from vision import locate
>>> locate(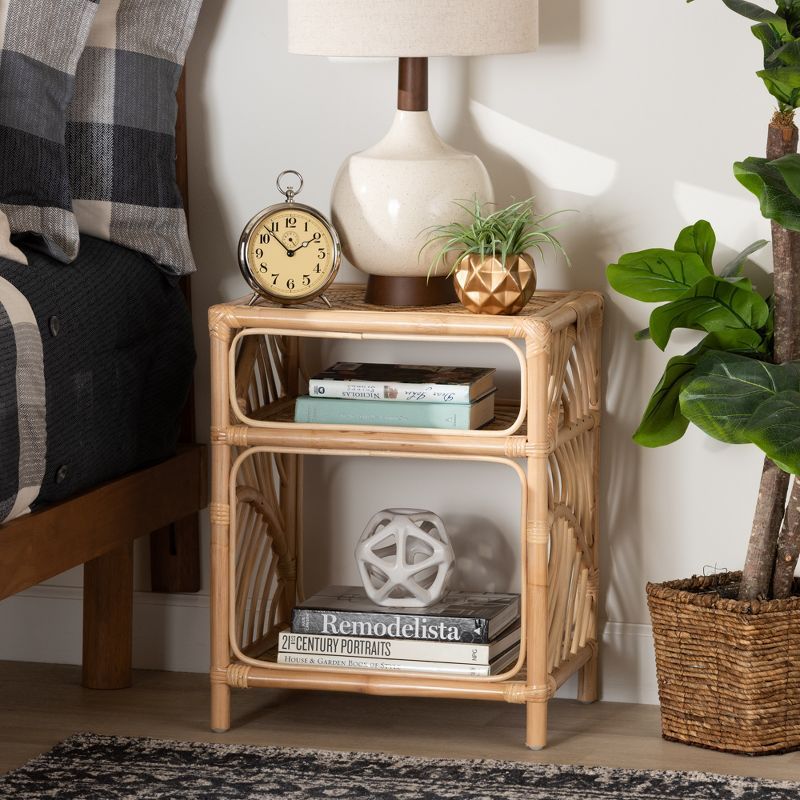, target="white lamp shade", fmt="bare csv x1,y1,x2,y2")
288,0,538,57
